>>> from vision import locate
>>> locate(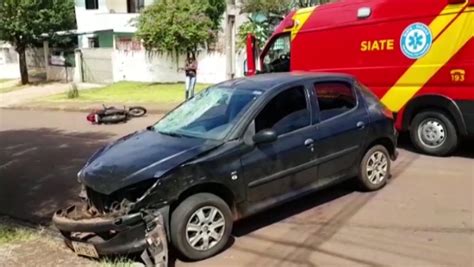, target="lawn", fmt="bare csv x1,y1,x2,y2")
0,79,13,84
0,83,24,94
43,82,210,104
0,224,36,245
